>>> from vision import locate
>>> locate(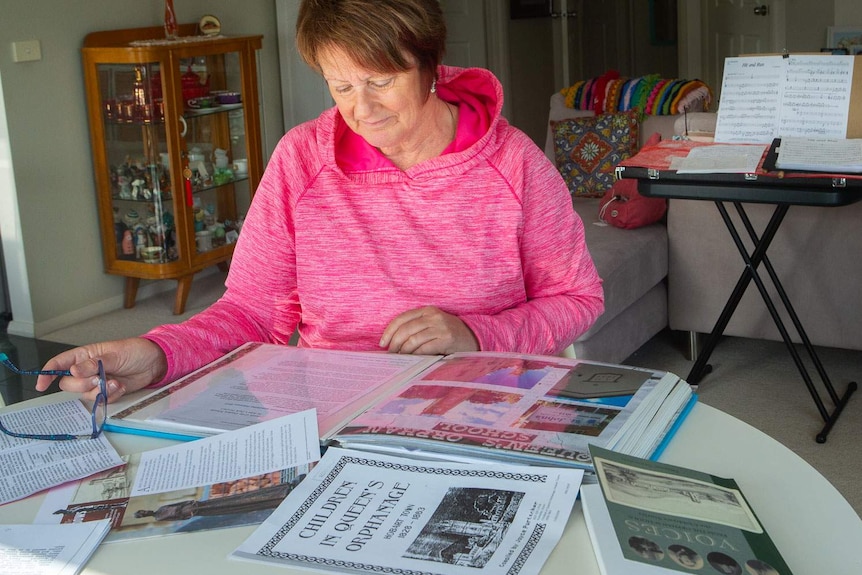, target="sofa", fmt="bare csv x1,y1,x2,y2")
544,91,684,364
547,84,862,363
668,186,862,357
